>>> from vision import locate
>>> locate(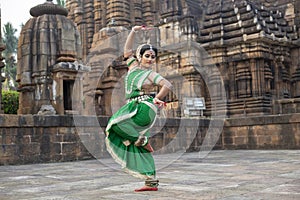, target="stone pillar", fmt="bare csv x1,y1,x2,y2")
273,58,280,99
208,65,224,100
264,61,274,96
258,59,265,96
228,62,237,100
278,61,291,98
236,61,252,98
250,58,261,97
292,48,300,97
292,66,300,97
